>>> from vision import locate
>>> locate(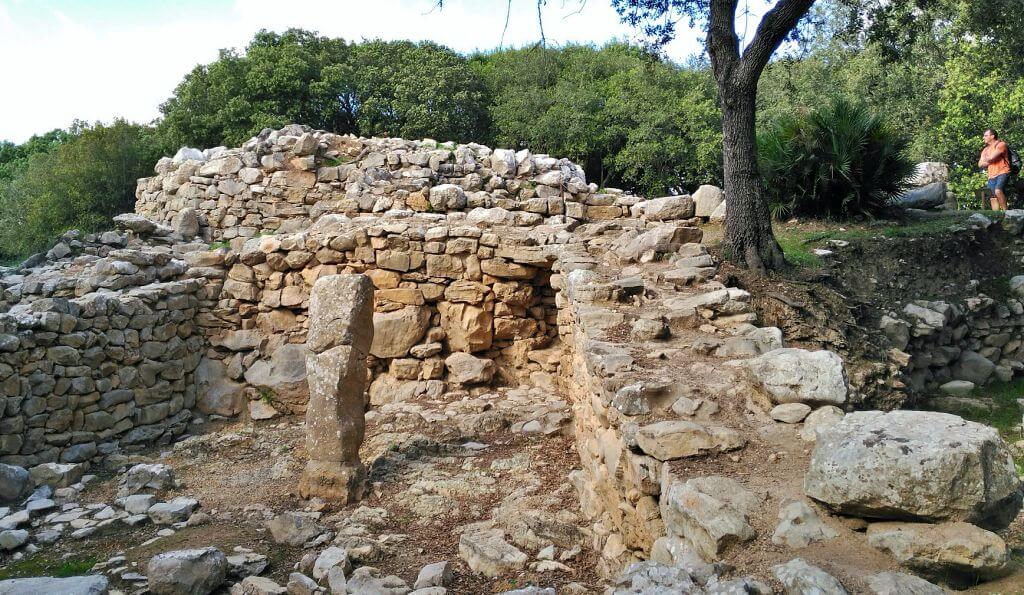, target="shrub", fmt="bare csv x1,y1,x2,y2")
758,98,914,219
